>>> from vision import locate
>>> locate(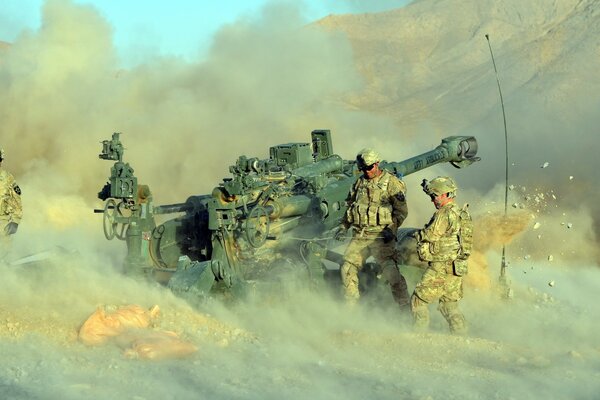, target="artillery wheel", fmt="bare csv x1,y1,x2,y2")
102,199,129,241
245,206,270,248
